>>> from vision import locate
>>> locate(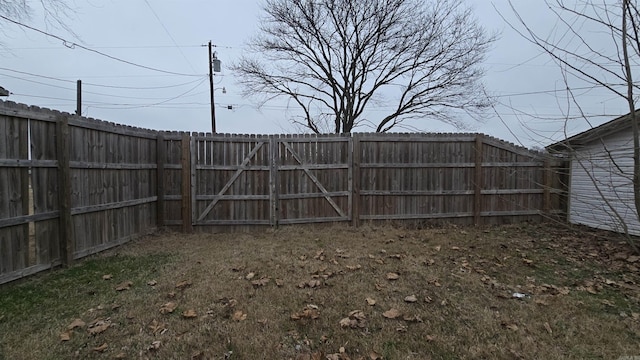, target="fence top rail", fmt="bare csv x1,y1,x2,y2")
2,100,556,163
0,100,159,139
